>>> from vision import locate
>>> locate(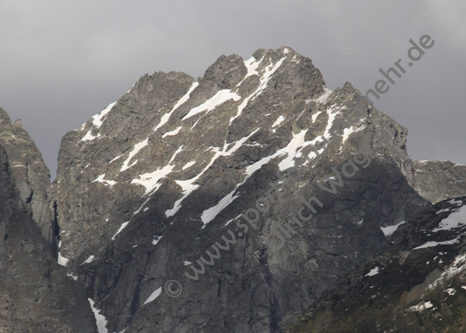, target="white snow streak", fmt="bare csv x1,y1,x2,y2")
162,126,182,138
432,206,466,232
143,287,162,305
152,235,163,246
92,102,116,128
413,237,460,250
57,241,69,266
182,89,241,120
380,221,405,237
409,301,433,312
88,298,108,333
201,129,311,225
82,255,96,265
131,146,183,196
341,125,365,144
120,139,149,172
311,111,322,123
81,130,97,142
428,253,466,289
272,115,285,128
165,130,259,218
313,87,333,104
57,252,69,266
365,267,379,277
80,102,116,142
112,221,129,240
93,174,117,187
154,82,199,132
230,56,286,124
182,161,196,170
